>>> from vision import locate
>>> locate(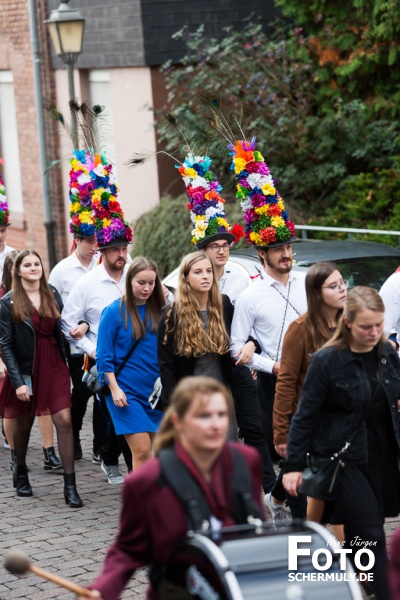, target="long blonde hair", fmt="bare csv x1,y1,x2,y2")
162,251,230,357
153,376,233,454
324,286,386,352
